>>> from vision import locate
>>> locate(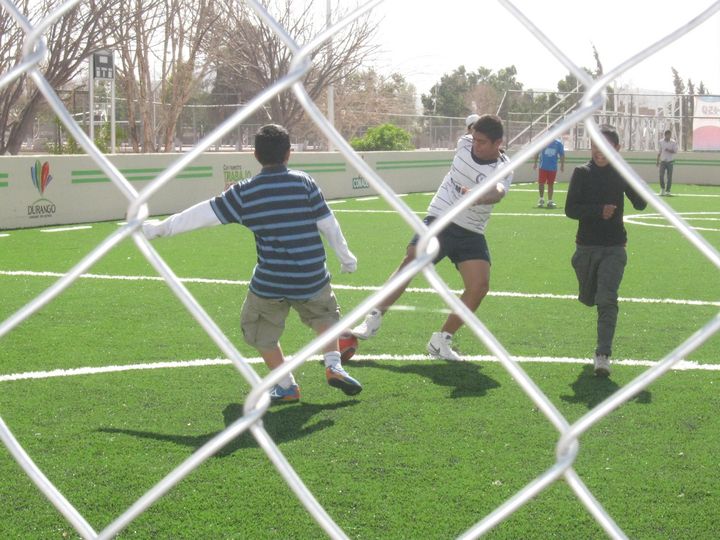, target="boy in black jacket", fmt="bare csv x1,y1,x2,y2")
565,125,647,376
